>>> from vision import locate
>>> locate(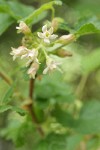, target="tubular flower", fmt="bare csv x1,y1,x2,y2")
21,48,38,60
25,50,39,67
16,21,31,34
43,57,61,74
37,24,58,44
27,62,39,79
10,46,28,60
